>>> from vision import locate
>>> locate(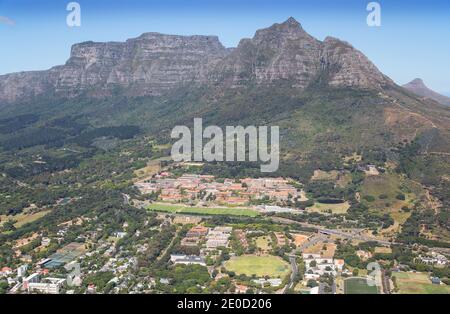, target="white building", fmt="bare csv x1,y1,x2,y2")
302,253,343,278
17,264,28,278
113,231,127,238
205,226,232,248
170,254,206,266
41,237,51,247
304,272,321,281
257,205,295,213
252,278,283,287
418,252,448,266
23,273,65,294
